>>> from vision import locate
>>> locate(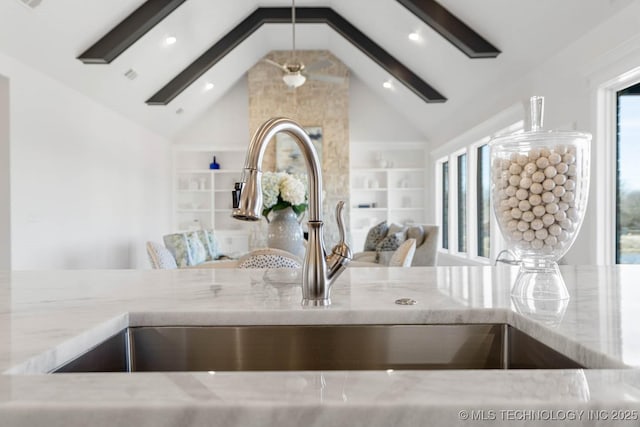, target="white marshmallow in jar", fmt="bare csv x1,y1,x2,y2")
490,97,591,263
